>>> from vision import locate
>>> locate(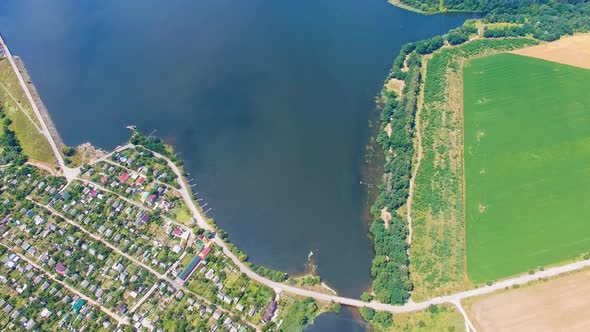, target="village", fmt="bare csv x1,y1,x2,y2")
0,143,308,331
